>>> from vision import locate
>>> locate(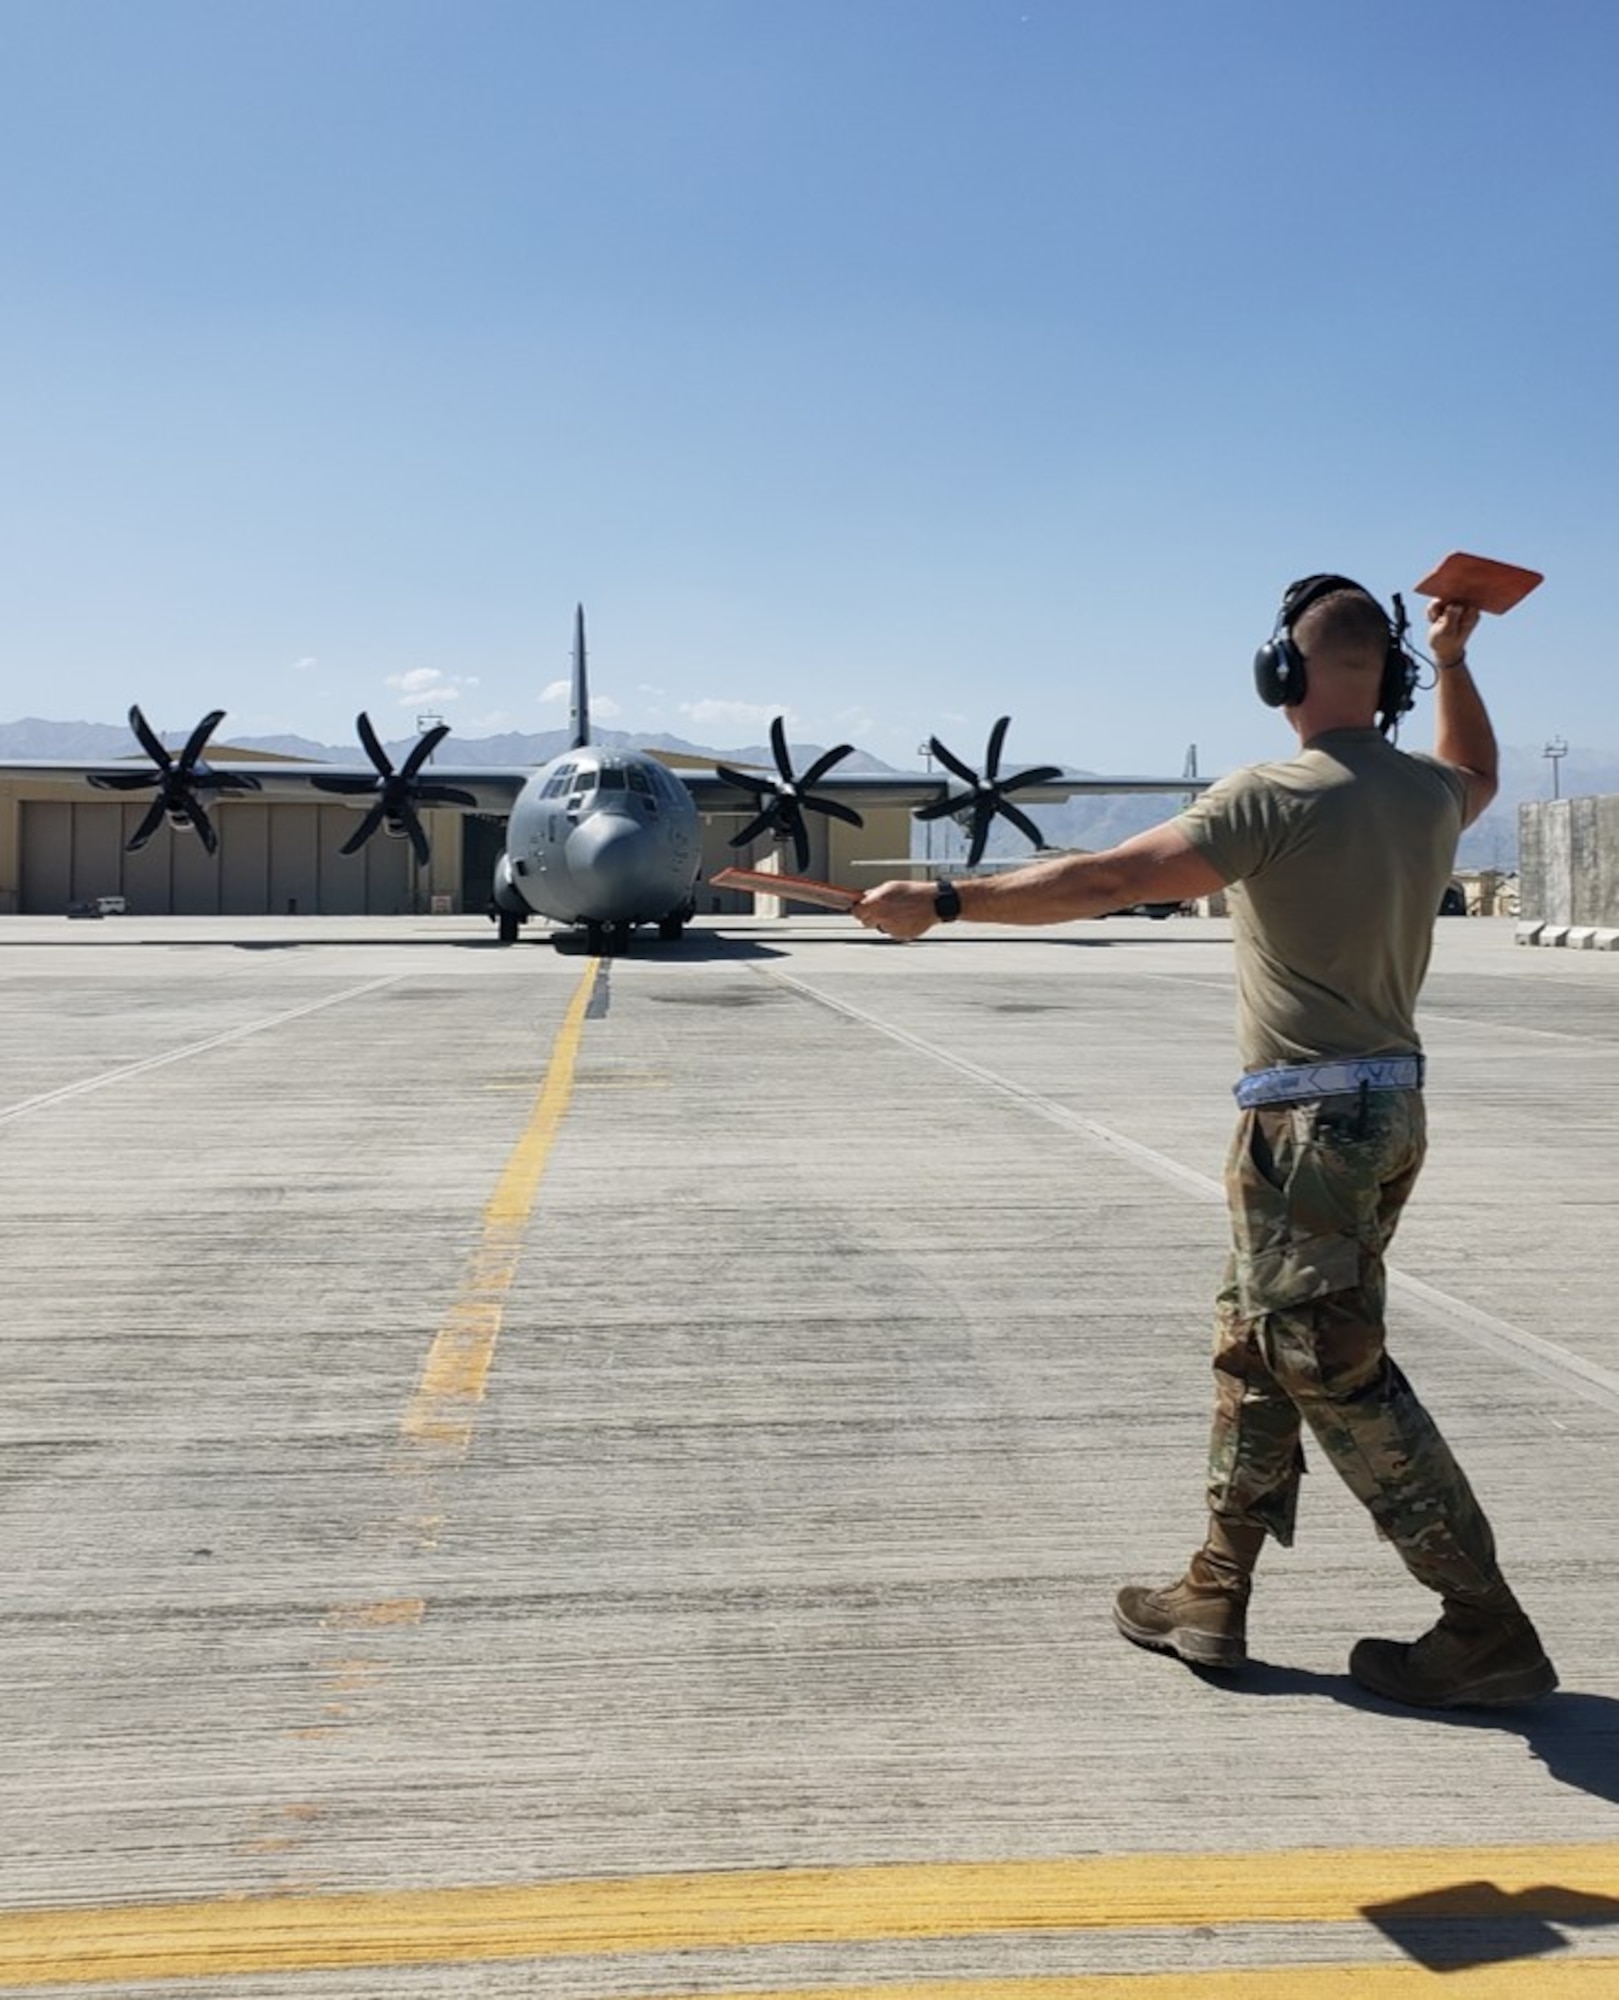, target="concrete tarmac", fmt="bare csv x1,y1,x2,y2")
1,911,1616,1998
